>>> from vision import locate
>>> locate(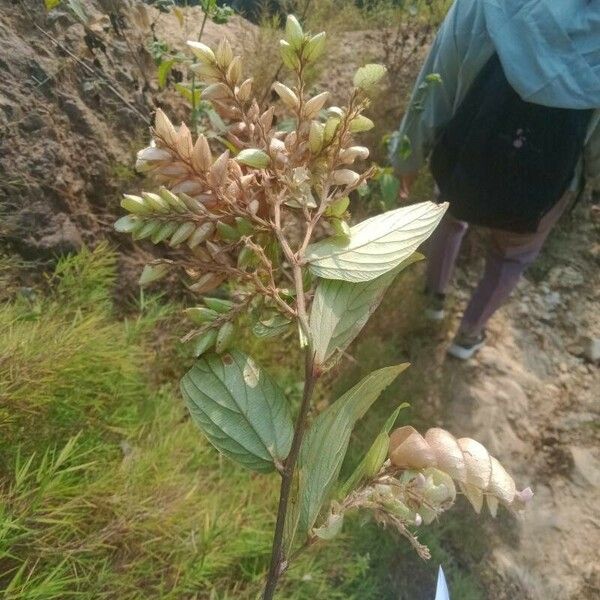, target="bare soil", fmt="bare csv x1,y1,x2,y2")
398,200,600,599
